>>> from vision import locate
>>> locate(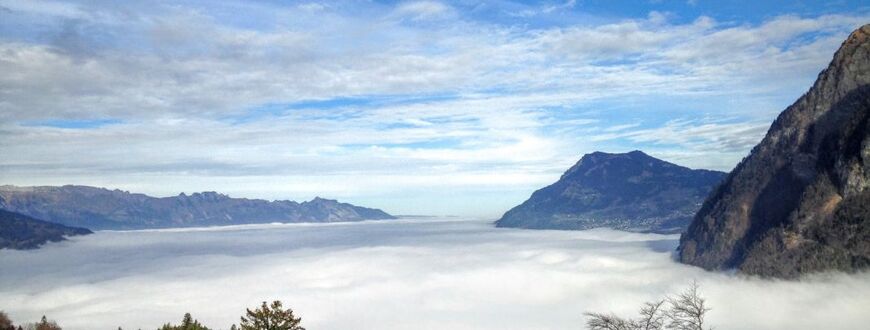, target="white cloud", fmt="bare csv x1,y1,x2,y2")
0,219,868,329
392,1,453,21
0,0,85,19
0,1,868,215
